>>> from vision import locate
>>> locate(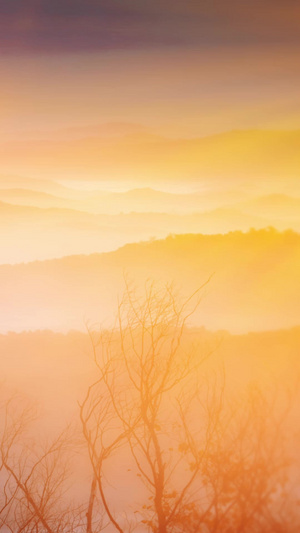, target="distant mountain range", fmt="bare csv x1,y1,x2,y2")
1,129,300,187
0,229,299,333
234,194,300,220
1,195,300,263
0,183,251,213
0,180,299,263
0,175,71,195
